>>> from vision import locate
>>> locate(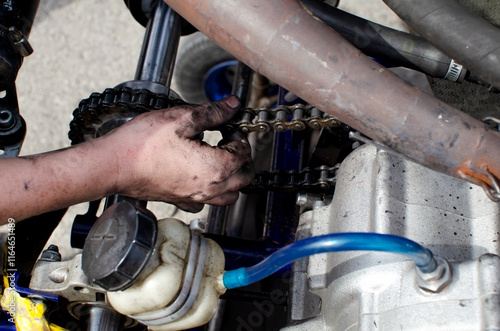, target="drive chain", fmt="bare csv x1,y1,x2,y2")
242,165,338,194
69,88,341,192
